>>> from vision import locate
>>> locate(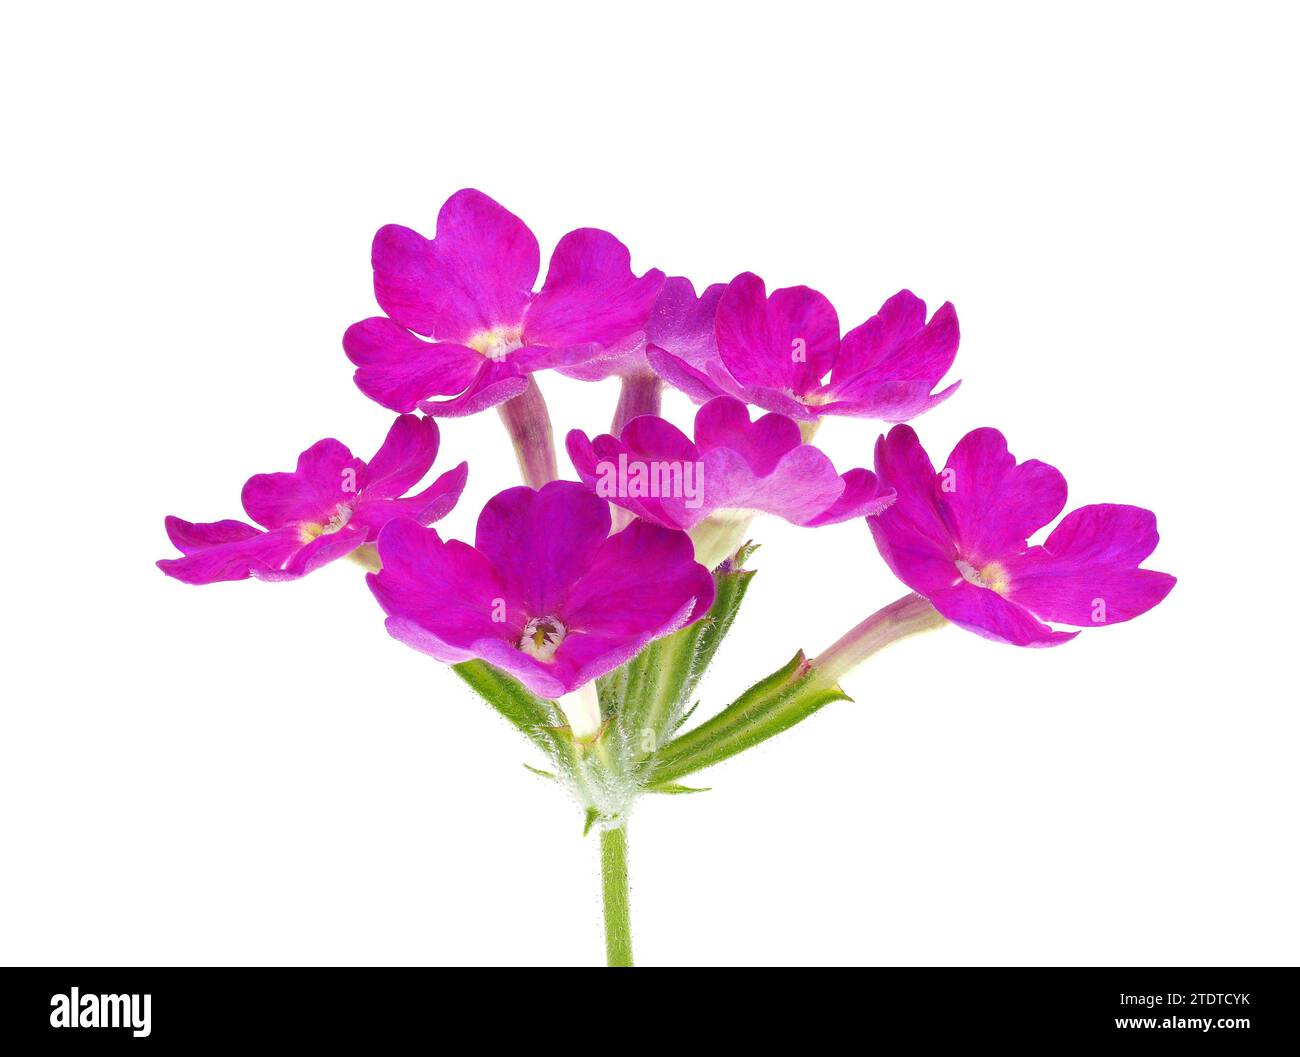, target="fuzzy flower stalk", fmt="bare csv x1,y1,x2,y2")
158,188,1175,967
